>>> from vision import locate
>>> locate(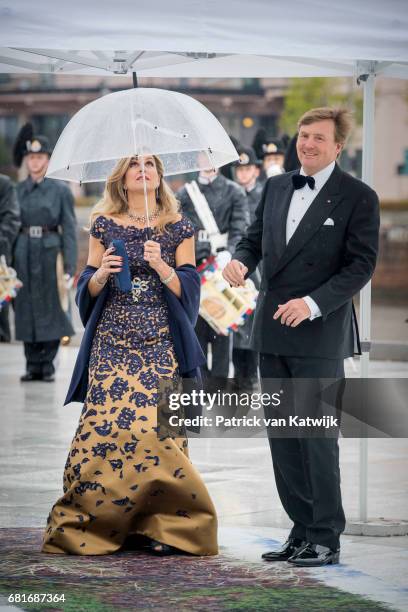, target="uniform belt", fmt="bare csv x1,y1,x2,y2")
21,226,59,238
